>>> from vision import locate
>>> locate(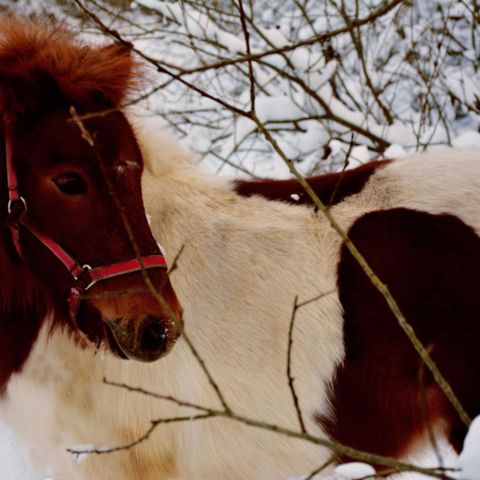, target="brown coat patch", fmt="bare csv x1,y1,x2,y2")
319,208,480,460
234,160,389,207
